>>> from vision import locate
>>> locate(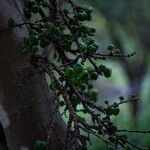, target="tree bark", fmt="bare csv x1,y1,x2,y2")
0,0,66,149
